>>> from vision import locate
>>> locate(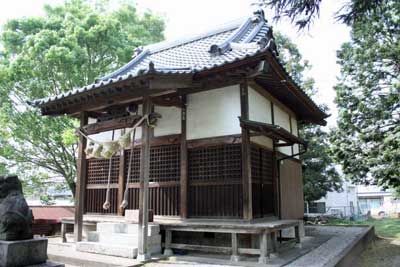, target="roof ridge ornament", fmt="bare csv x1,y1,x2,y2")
209,17,254,56
253,9,265,22
209,9,267,56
